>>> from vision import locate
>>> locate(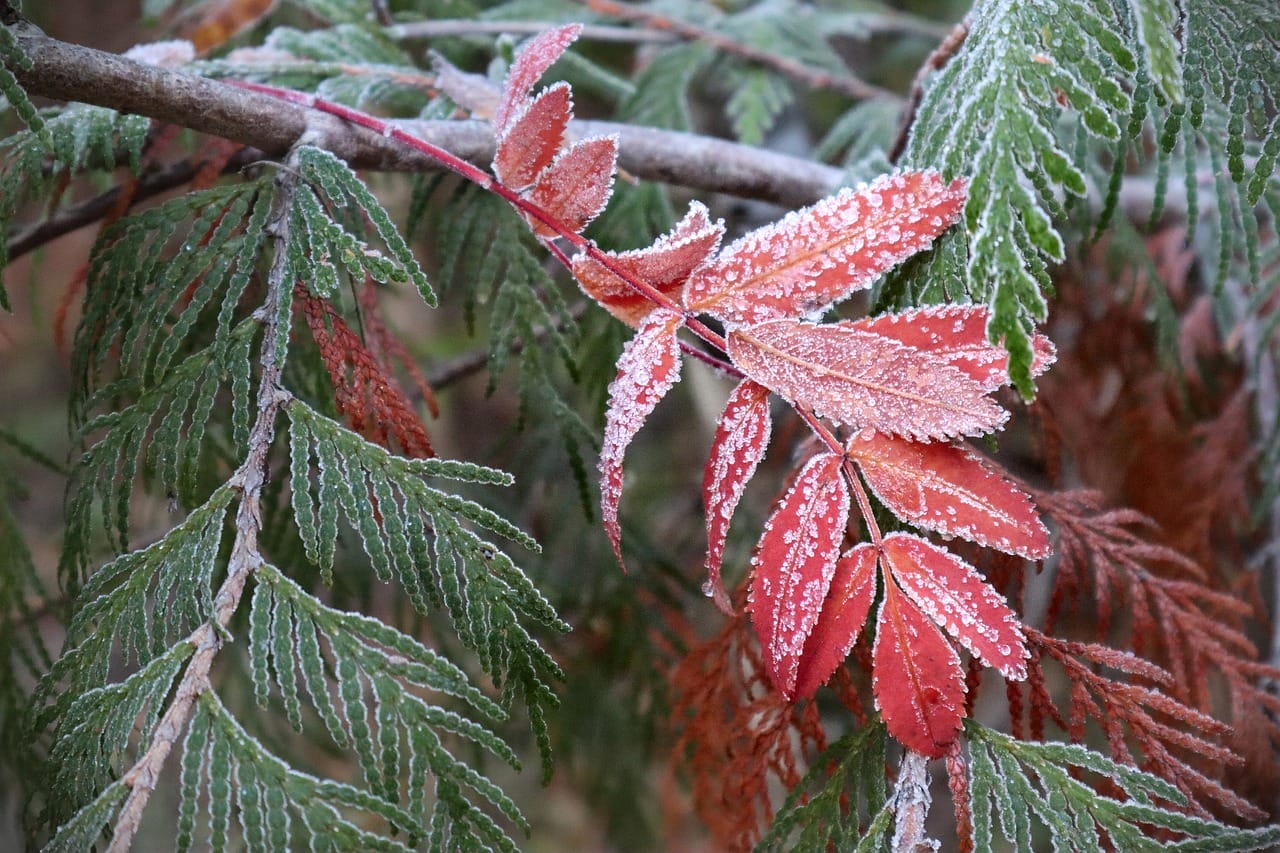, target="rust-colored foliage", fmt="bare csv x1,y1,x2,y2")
669,609,827,852
295,281,435,458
